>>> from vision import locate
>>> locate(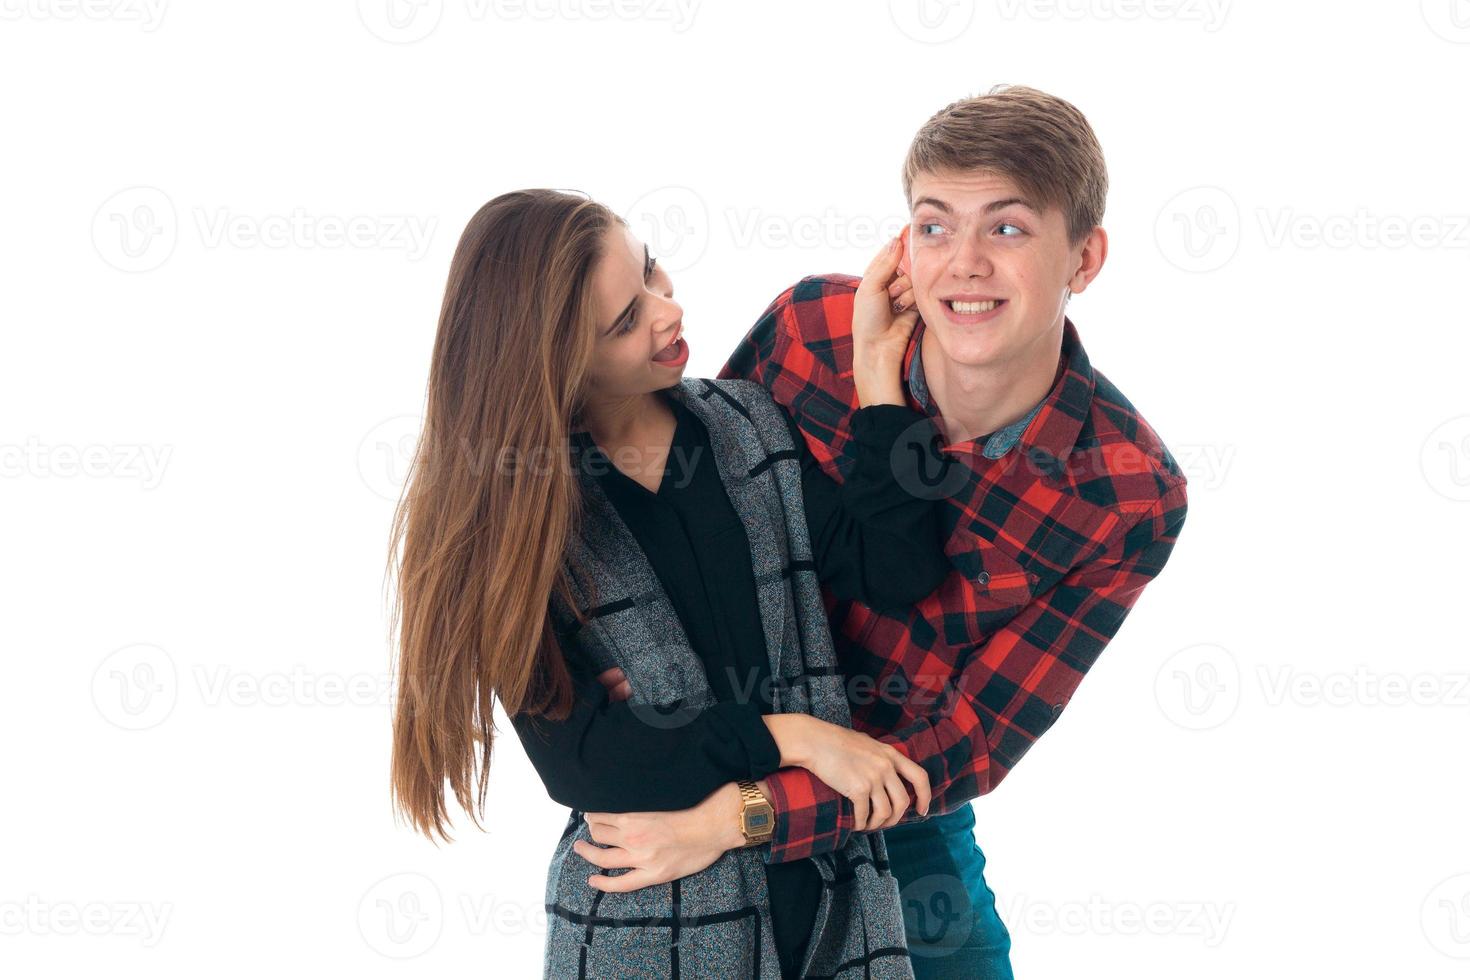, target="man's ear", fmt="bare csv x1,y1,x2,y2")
897,223,912,277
